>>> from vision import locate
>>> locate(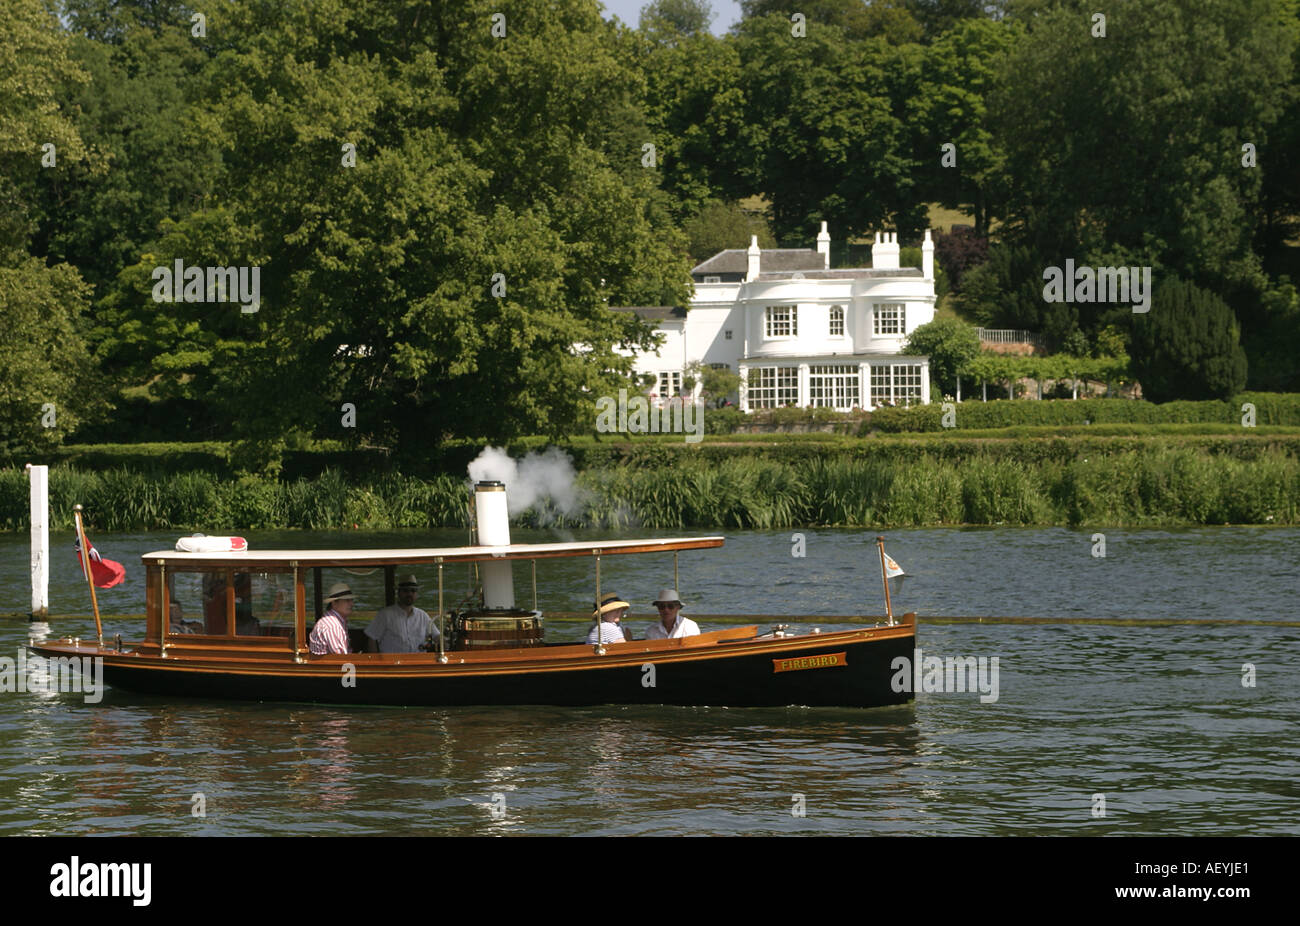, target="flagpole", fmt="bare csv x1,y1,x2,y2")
73,505,105,646
876,535,894,626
